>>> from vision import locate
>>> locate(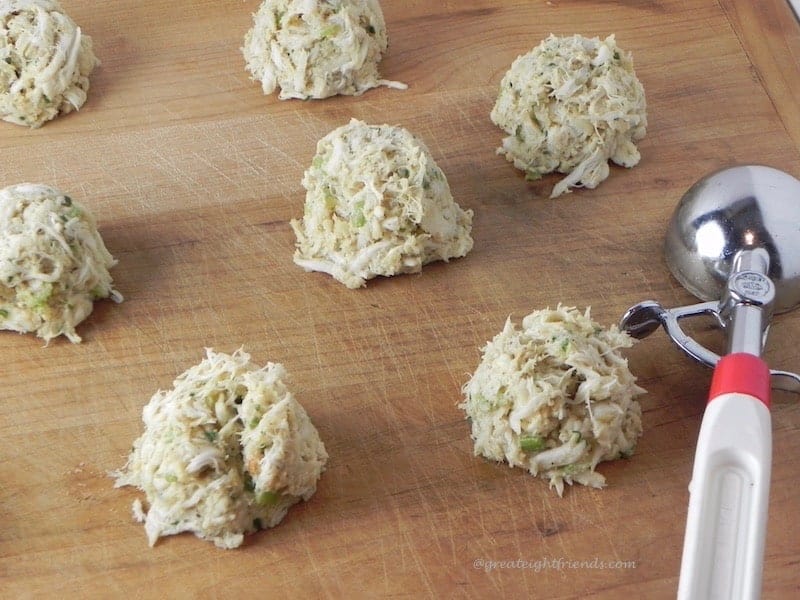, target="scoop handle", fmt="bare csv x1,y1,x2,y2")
677,354,771,600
